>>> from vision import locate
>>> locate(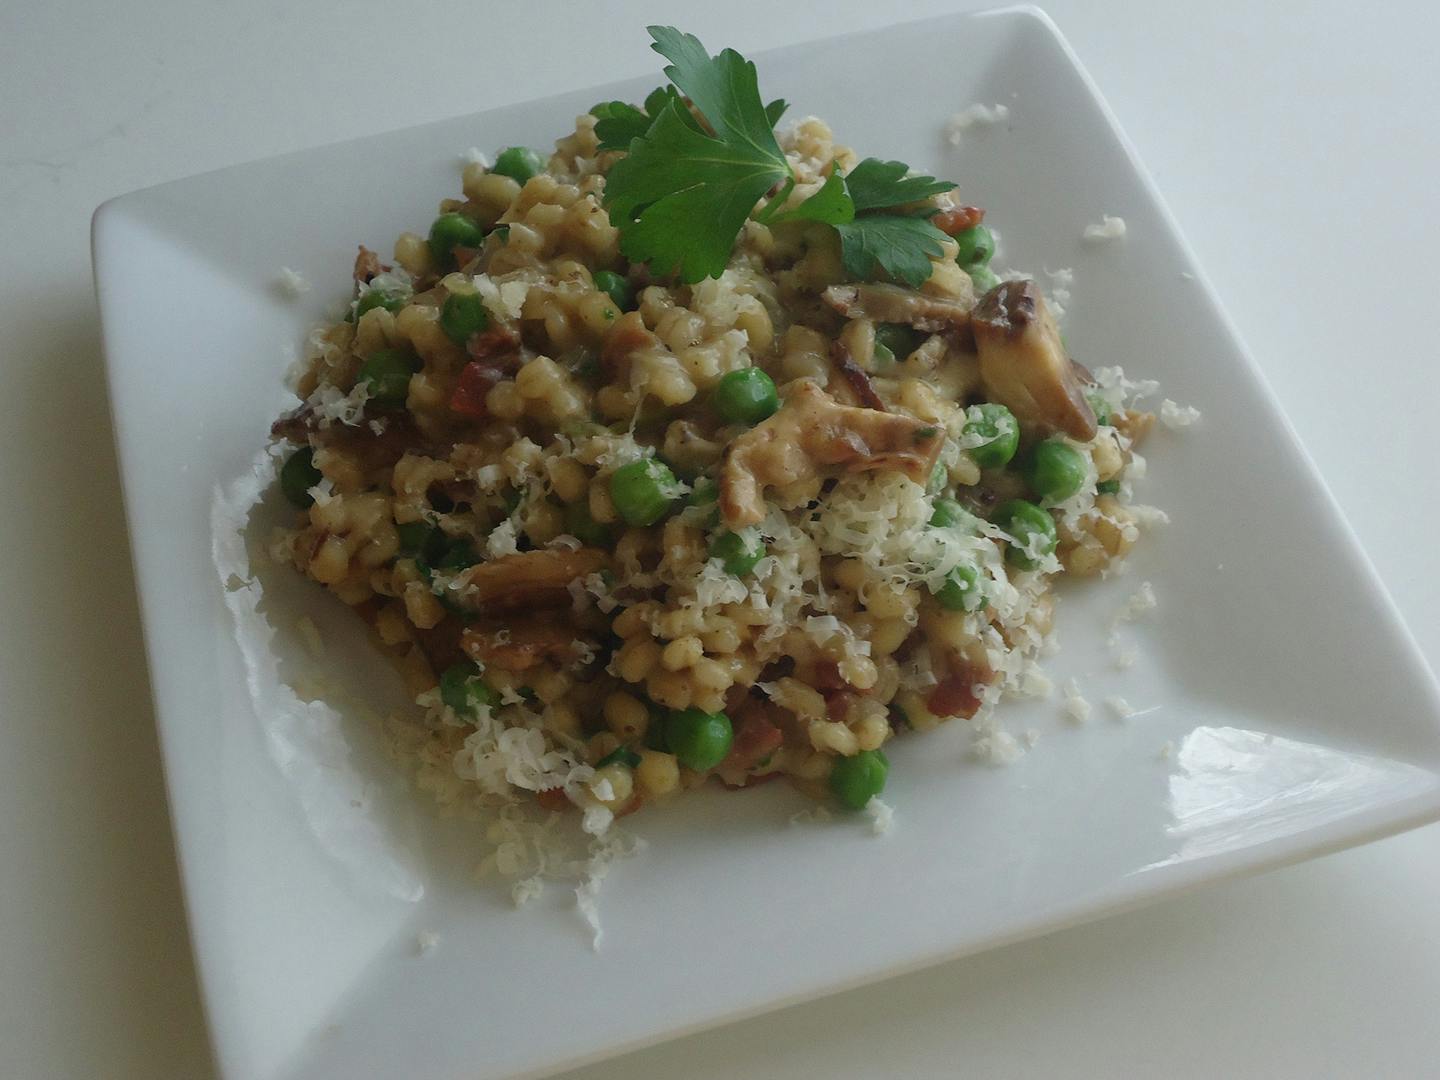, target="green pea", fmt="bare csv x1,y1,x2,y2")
440,291,490,344
352,285,408,321
709,530,765,577
952,225,995,267
874,323,923,363
712,367,779,425
357,348,415,407
609,458,681,526
427,212,487,264
1027,438,1088,503
993,498,1058,570
439,662,500,717
967,265,1001,294
564,500,613,547
829,749,890,810
280,447,321,508
592,270,635,312
934,564,983,612
963,402,1019,469
929,497,978,531
664,708,733,771
492,146,545,184
871,340,896,368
